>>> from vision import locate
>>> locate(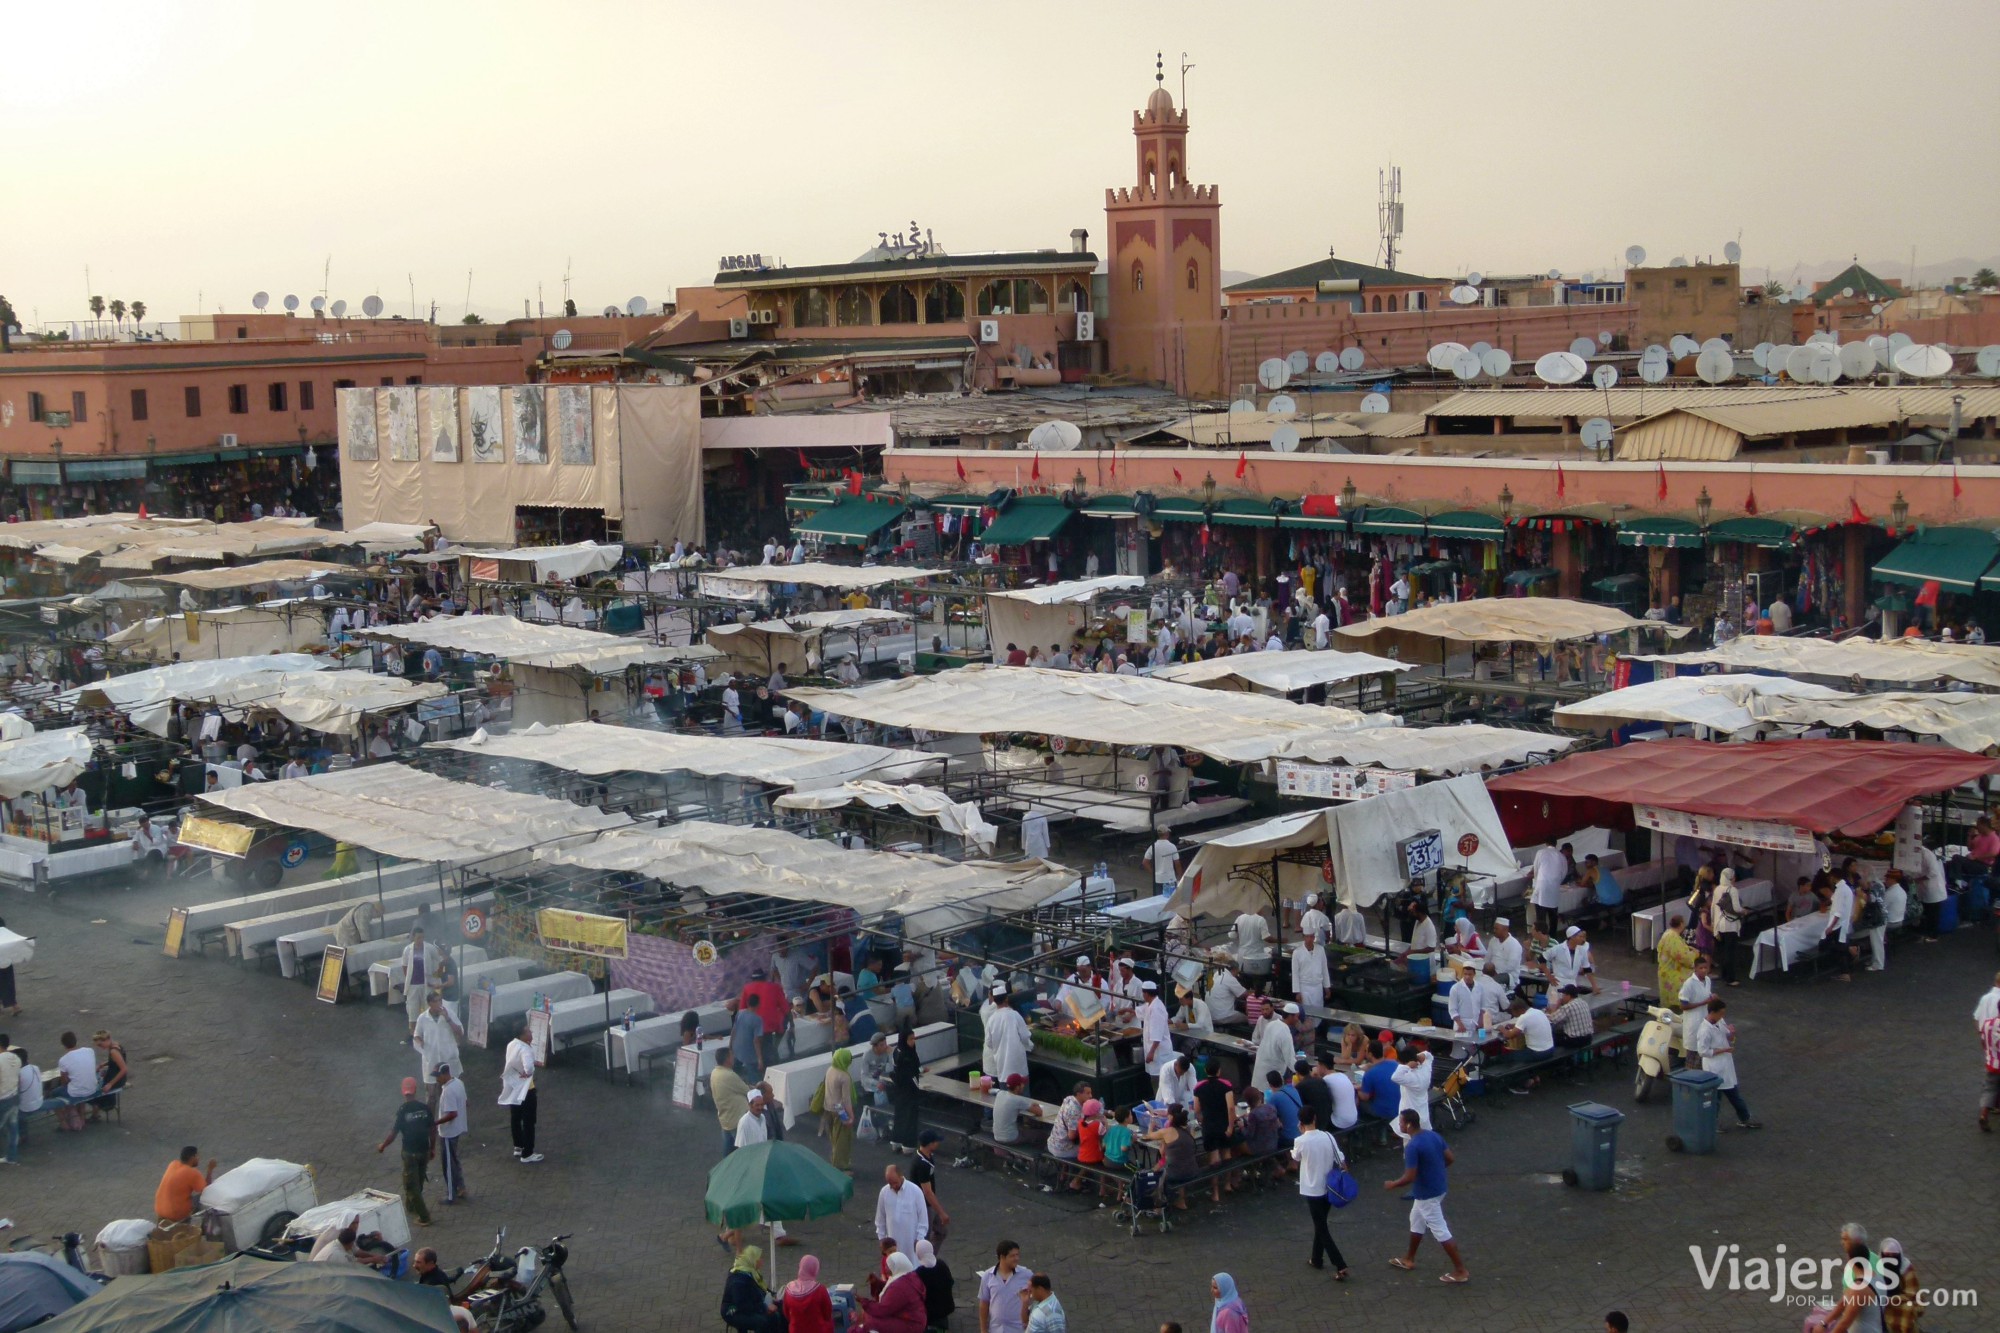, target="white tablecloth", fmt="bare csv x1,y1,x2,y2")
1630,879,1773,951
605,1015,686,1076
484,971,593,1024
763,1021,956,1130
550,988,654,1041
1750,911,1829,977
369,946,490,997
